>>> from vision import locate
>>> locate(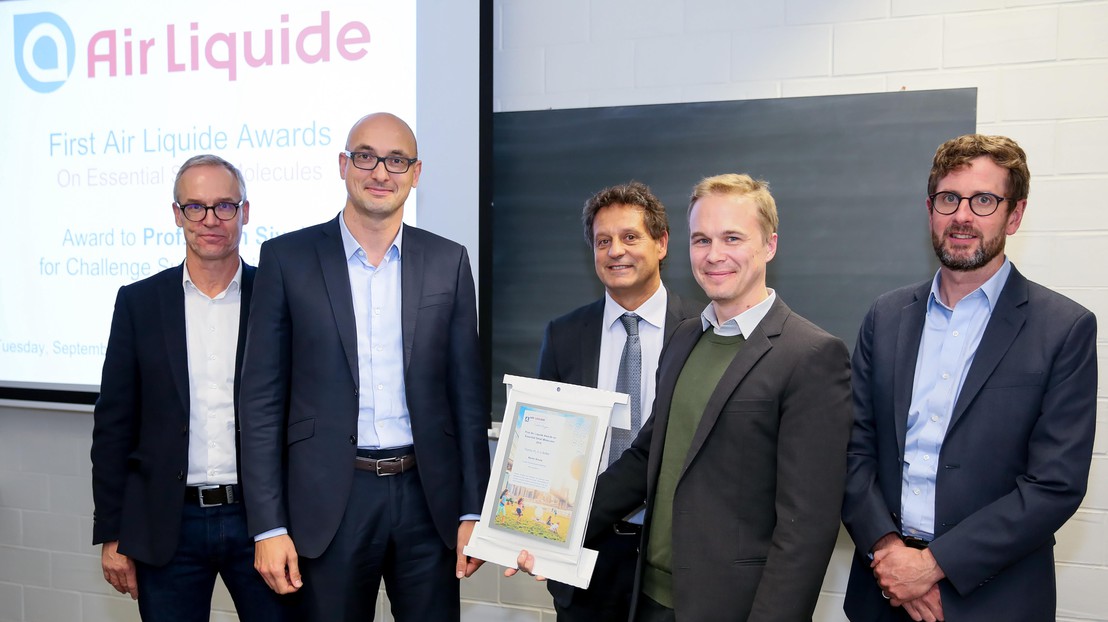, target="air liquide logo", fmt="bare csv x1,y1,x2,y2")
14,12,76,93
